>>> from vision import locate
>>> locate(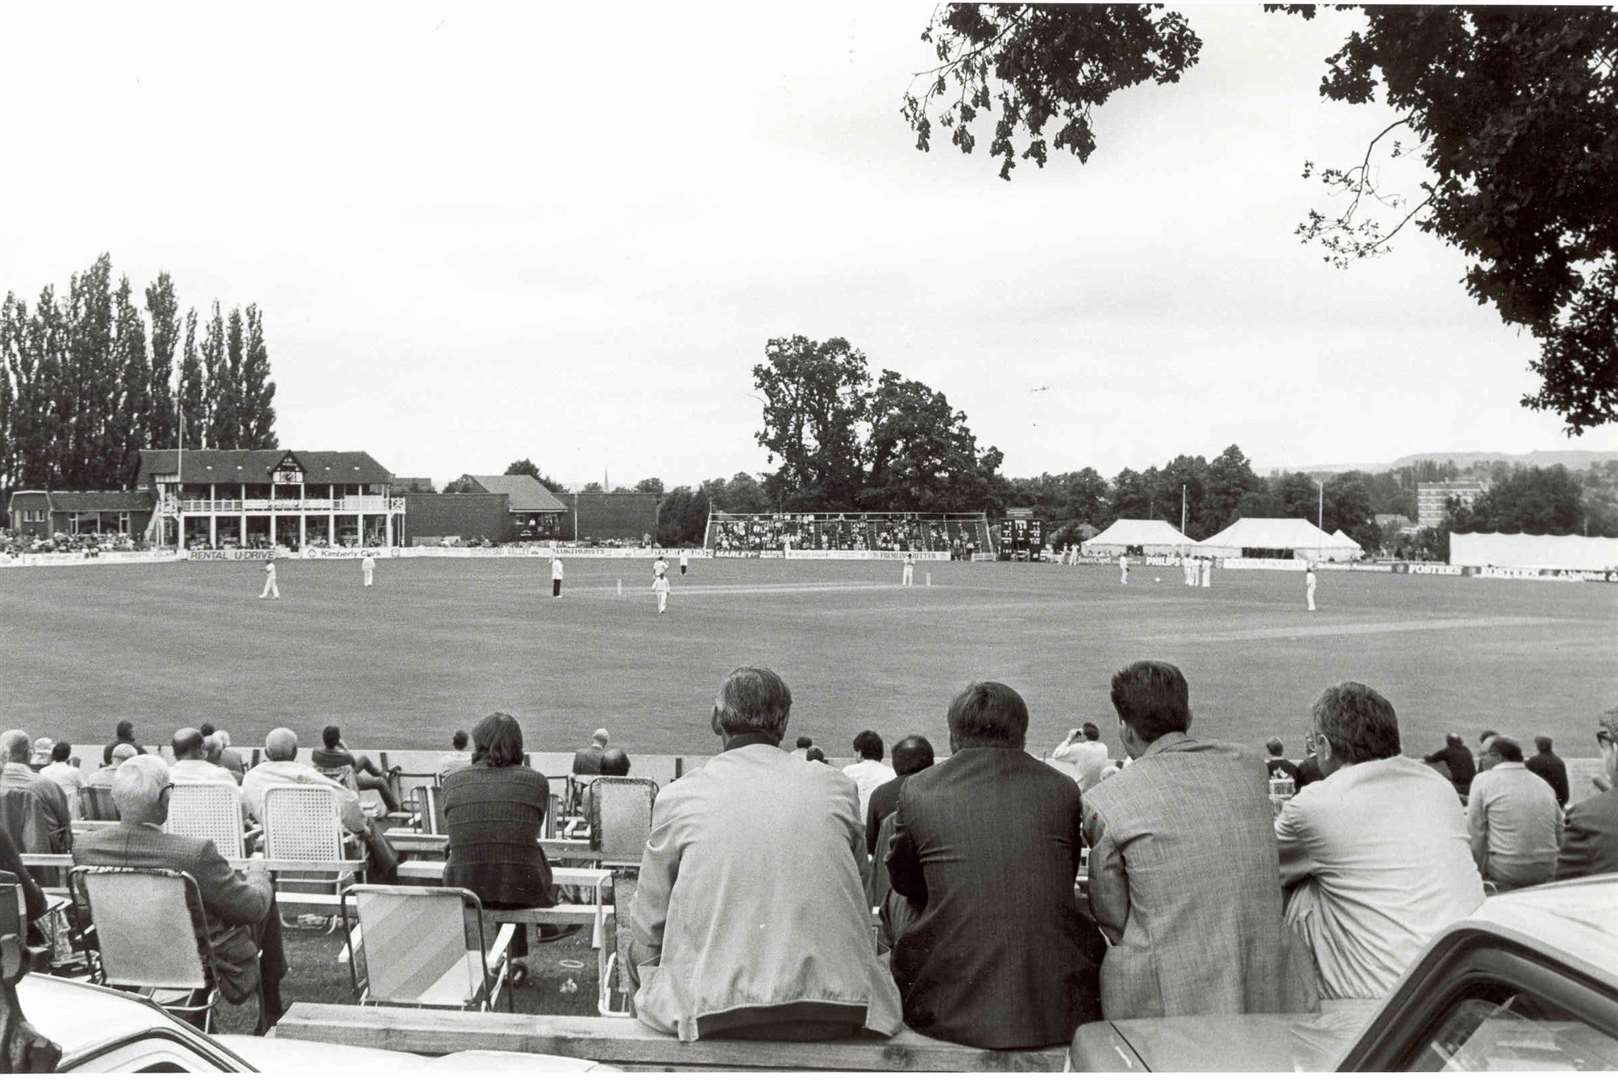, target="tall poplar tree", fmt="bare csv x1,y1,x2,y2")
145,272,179,450
238,304,276,446
177,308,206,448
